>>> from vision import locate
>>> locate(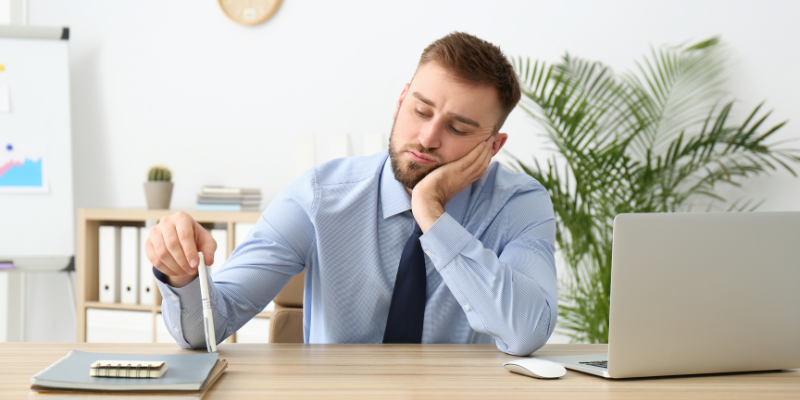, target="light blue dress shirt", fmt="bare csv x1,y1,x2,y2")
155,150,557,356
